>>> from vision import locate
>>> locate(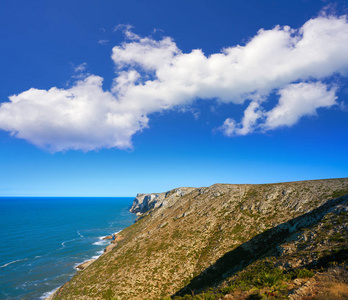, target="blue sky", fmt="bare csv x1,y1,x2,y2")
0,0,348,196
